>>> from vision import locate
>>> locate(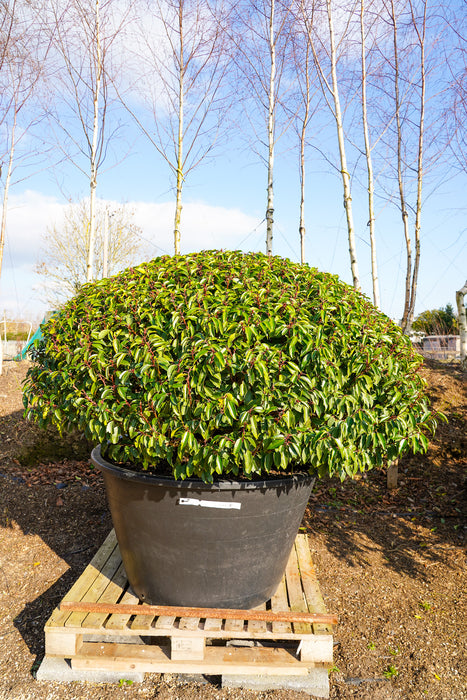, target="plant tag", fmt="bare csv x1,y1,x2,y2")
178,497,241,510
